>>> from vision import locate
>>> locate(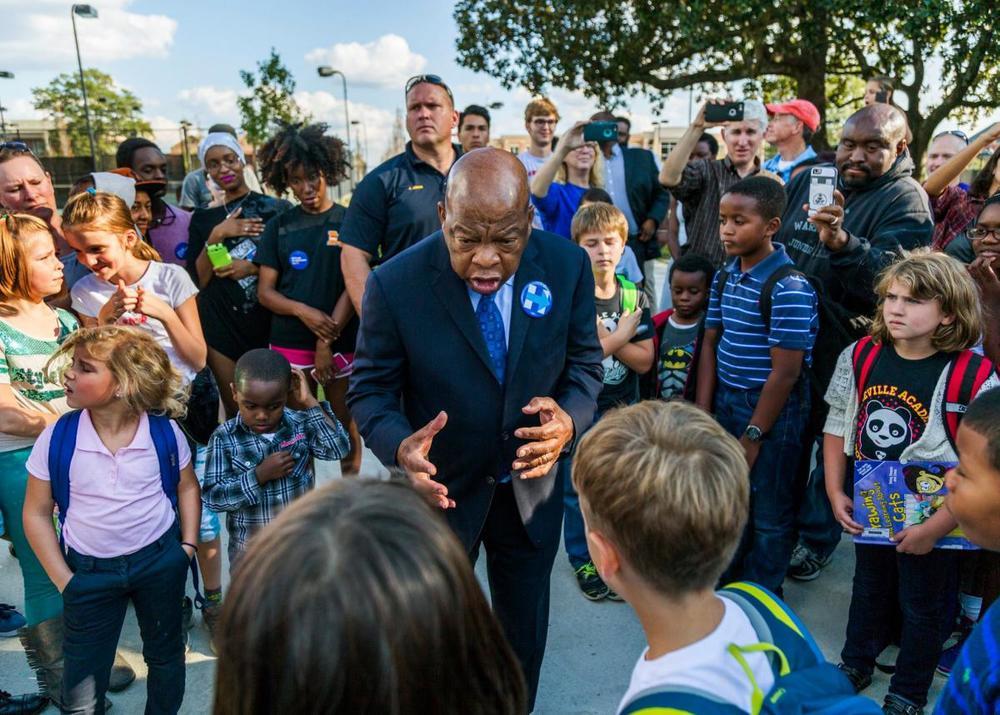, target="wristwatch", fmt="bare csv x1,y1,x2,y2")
743,425,765,443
